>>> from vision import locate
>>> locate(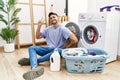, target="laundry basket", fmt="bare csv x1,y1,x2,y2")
62,48,109,73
